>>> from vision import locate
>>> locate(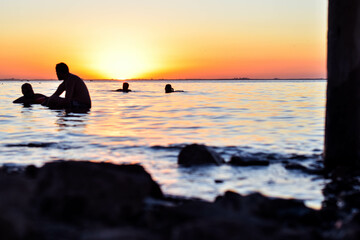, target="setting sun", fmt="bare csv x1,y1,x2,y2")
91,47,153,80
